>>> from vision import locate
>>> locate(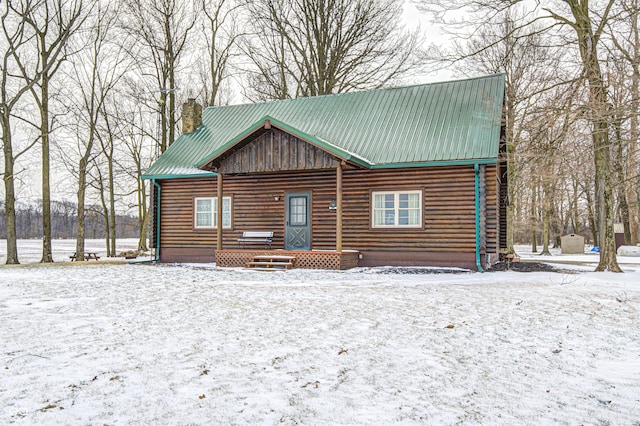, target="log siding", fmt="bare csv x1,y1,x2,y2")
157,164,500,268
